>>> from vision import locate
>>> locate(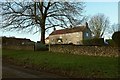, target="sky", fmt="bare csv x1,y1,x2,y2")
119,1,120,30
0,1,119,42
